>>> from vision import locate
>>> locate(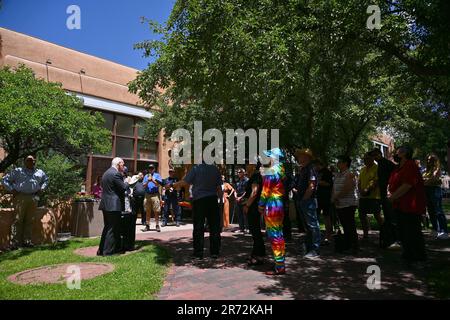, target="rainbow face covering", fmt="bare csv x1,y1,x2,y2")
259,162,286,272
